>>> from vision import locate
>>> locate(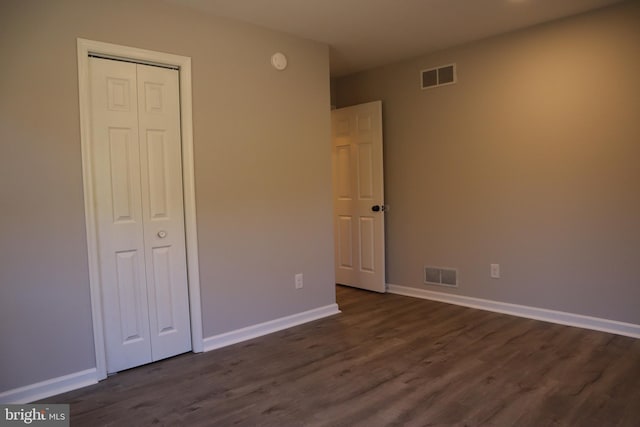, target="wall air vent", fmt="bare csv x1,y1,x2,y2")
424,266,458,287
421,64,456,89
